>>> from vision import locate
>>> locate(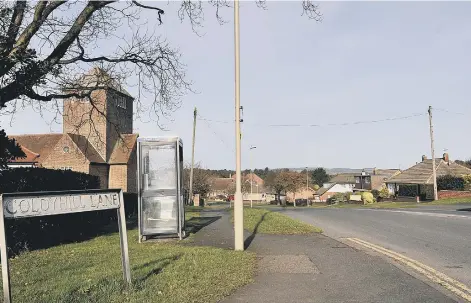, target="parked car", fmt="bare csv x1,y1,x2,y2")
294,199,309,206
215,194,227,201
